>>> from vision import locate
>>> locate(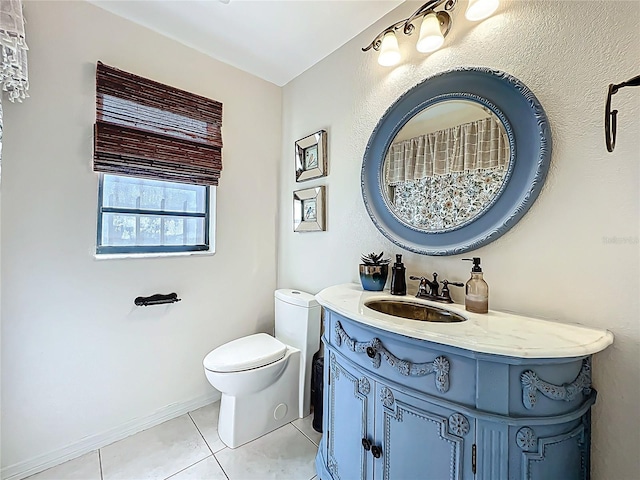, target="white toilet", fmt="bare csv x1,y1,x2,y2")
203,289,321,448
